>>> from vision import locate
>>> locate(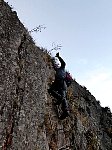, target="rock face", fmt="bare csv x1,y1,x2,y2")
0,1,112,150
